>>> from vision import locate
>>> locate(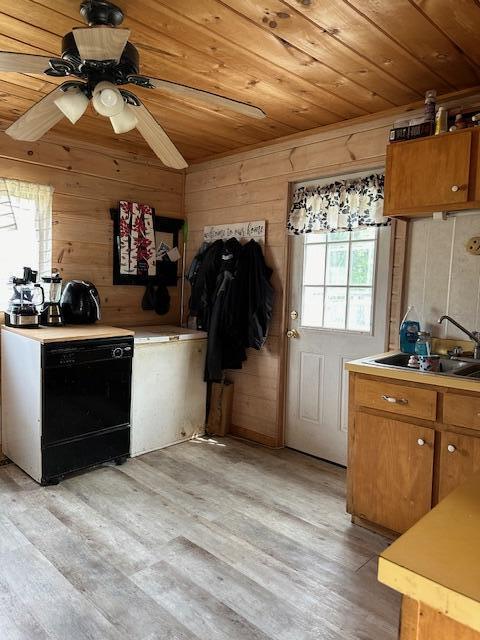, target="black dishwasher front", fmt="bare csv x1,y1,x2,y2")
41,337,133,484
